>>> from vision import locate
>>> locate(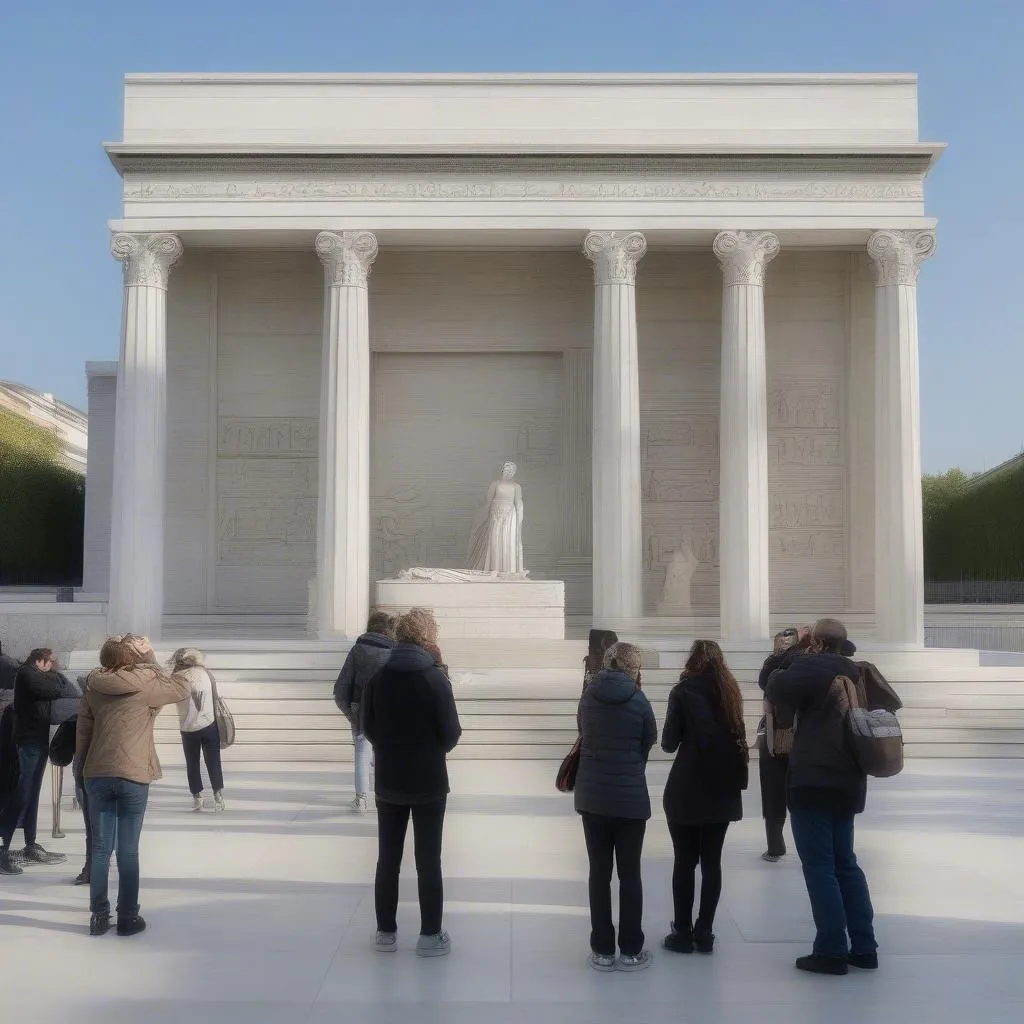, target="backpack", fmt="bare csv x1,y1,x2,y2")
833,674,904,778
